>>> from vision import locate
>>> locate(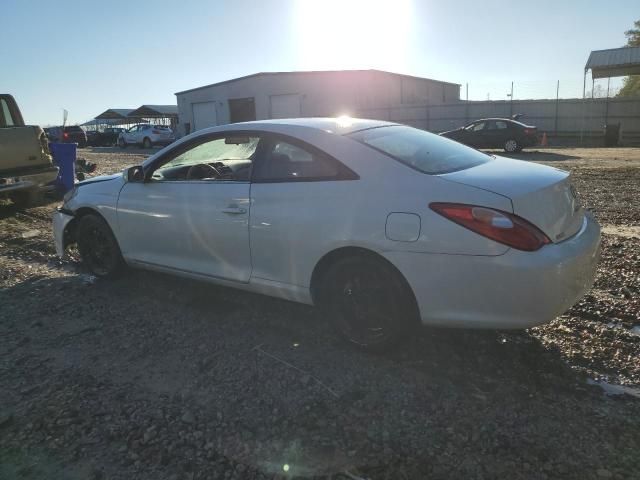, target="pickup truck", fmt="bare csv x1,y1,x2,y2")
0,94,58,207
